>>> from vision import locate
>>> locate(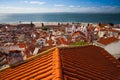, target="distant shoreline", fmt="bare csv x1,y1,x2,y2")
0,22,119,24
0,22,93,27
0,12,120,14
